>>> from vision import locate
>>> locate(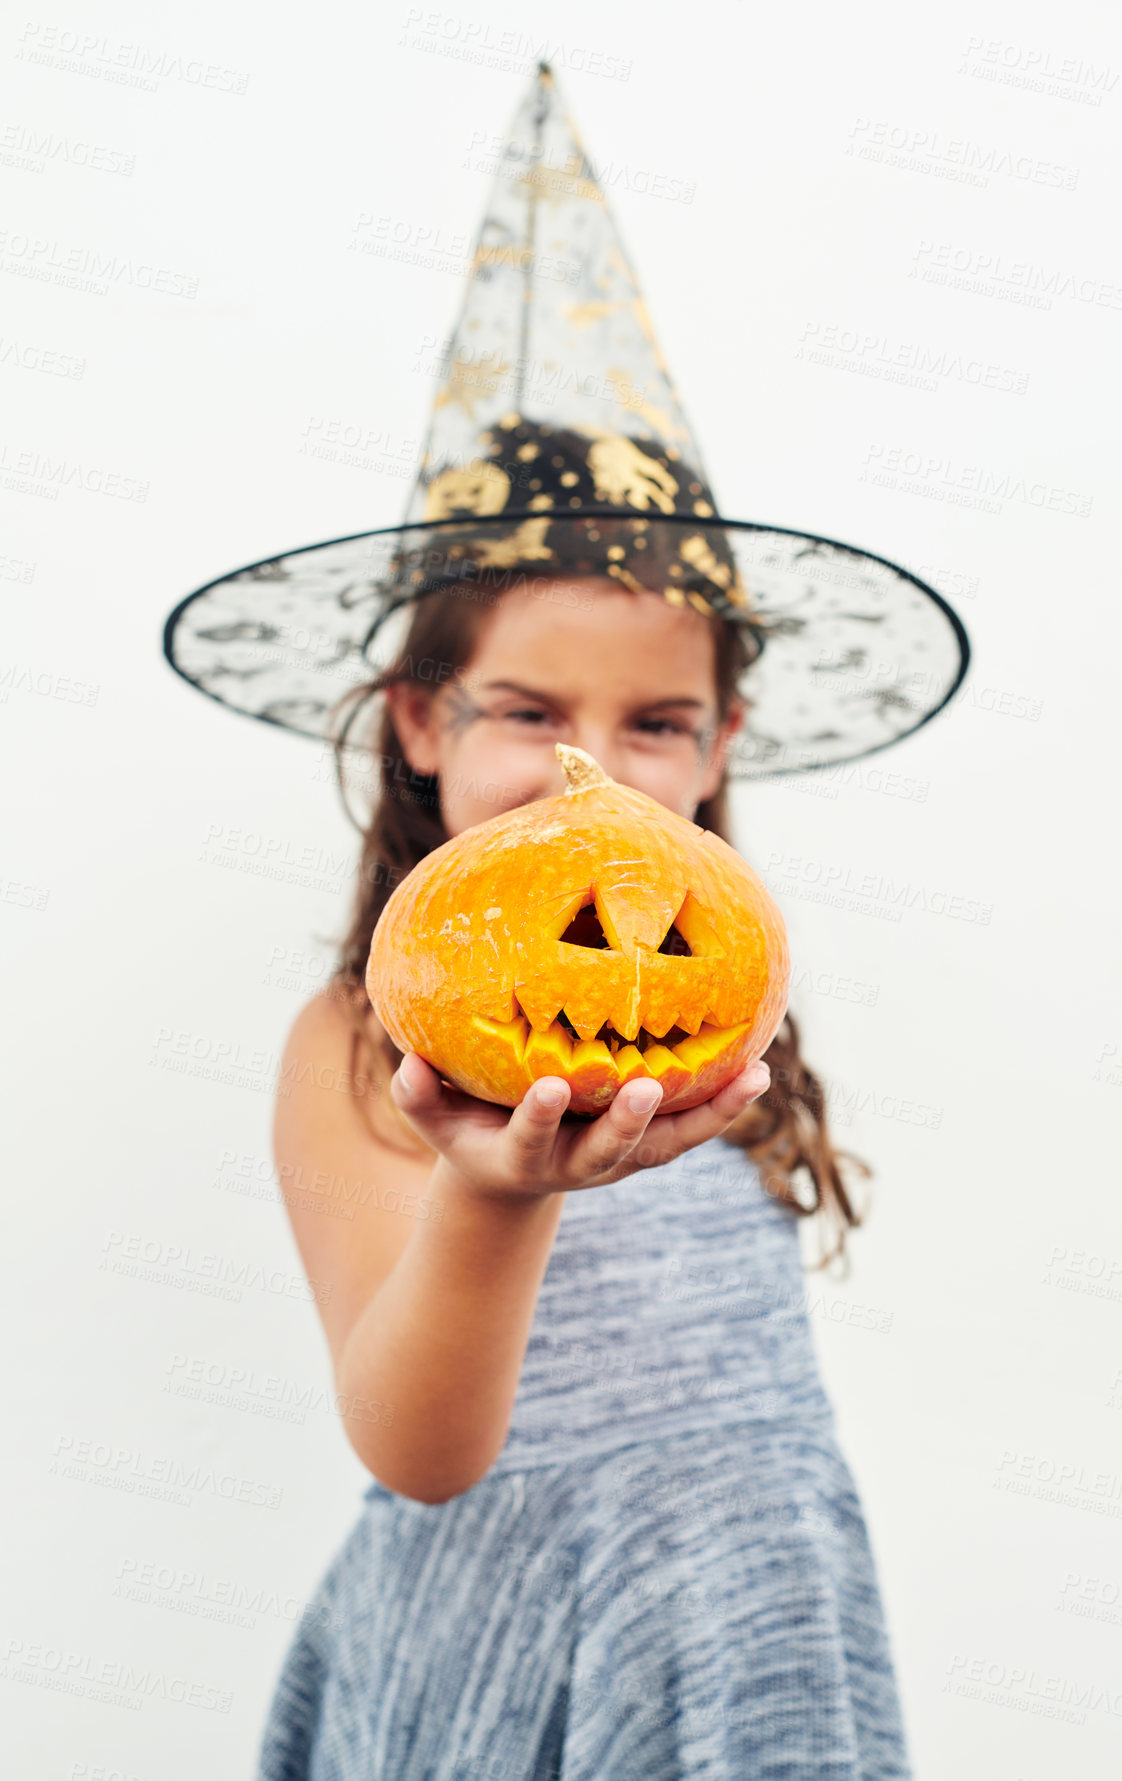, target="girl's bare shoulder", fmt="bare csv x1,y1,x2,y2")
280,981,417,1142
285,978,386,1065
